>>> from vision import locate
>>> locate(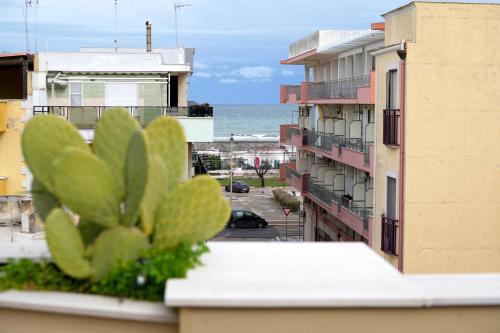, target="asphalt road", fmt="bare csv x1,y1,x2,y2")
212,187,303,242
